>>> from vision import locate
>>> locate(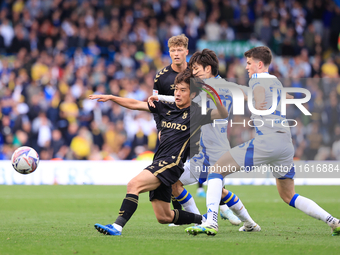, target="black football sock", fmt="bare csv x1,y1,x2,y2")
172,209,202,225
114,194,138,228
171,196,182,210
